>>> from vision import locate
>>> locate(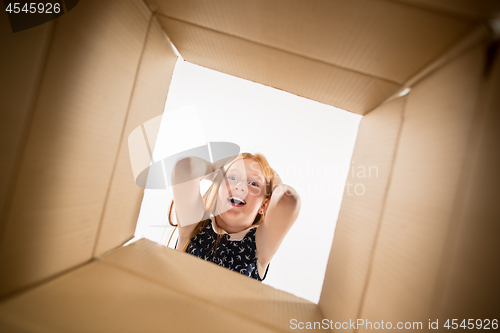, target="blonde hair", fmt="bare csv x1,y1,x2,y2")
168,153,275,252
